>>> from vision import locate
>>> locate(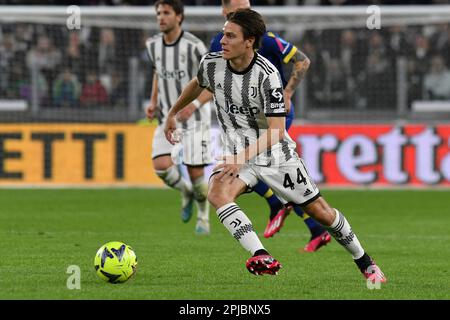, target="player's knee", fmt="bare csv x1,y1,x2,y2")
155,166,179,186
192,179,208,202
152,155,172,171
320,207,337,226
303,198,336,226
207,187,231,209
